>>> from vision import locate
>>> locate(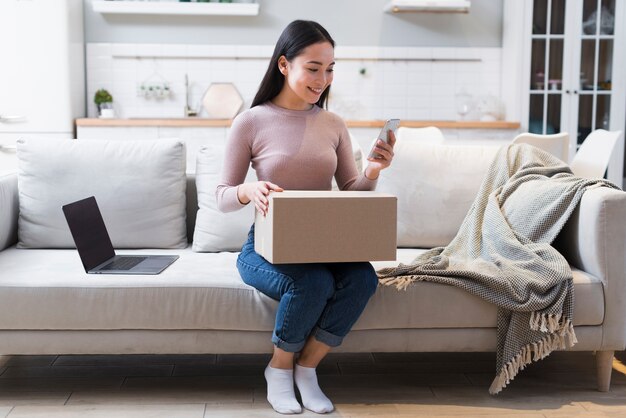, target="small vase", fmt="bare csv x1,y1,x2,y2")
98,102,115,119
